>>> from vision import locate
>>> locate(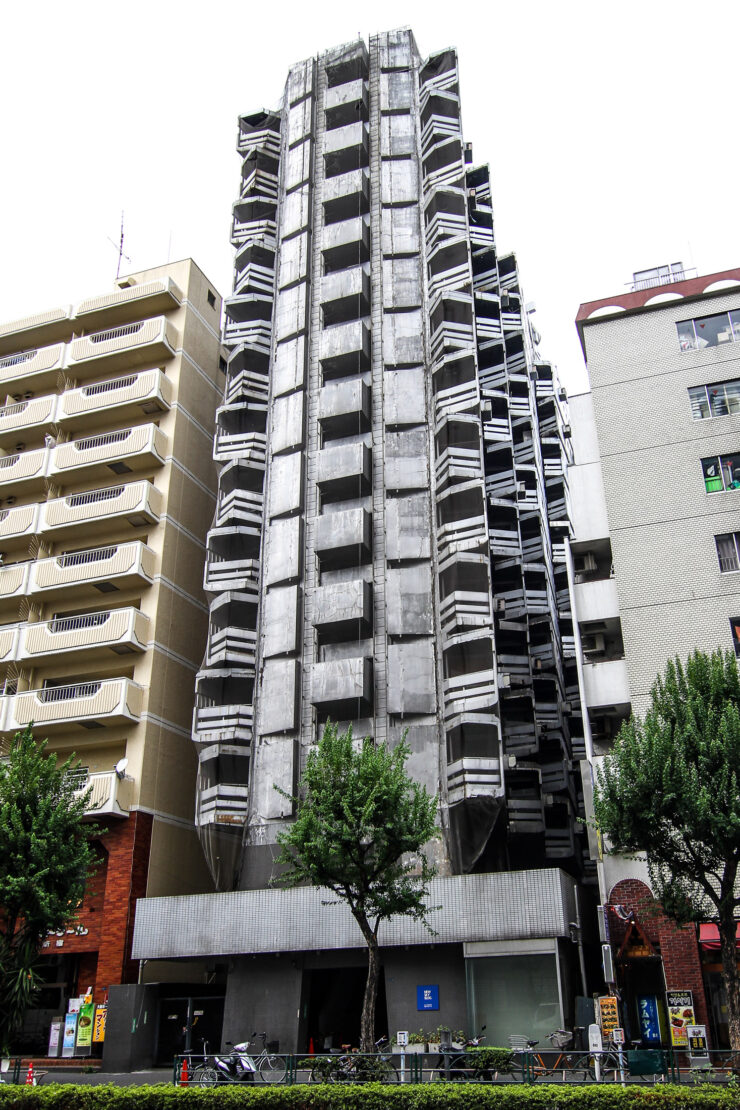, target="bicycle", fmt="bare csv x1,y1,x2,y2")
430,1029,487,1082
193,1032,286,1085
509,1029,593,1082
309,1036,398,1083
